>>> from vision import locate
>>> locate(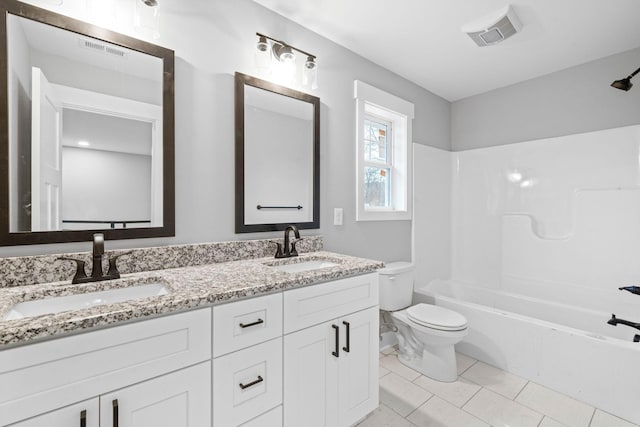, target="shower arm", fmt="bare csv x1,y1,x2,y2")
628,67,640,80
